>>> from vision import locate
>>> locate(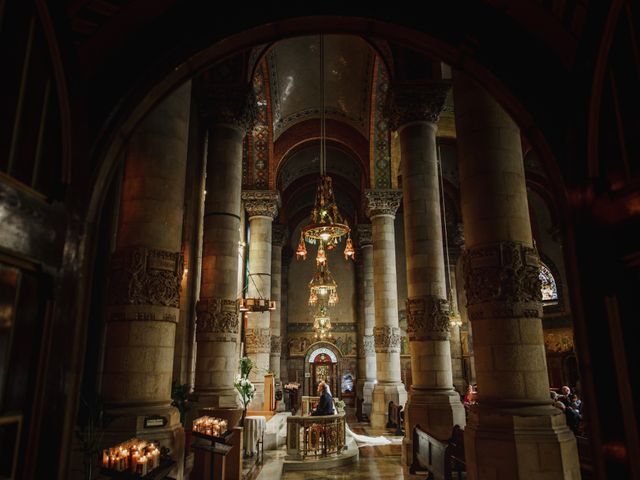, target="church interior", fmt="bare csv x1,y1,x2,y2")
0,2,638,479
